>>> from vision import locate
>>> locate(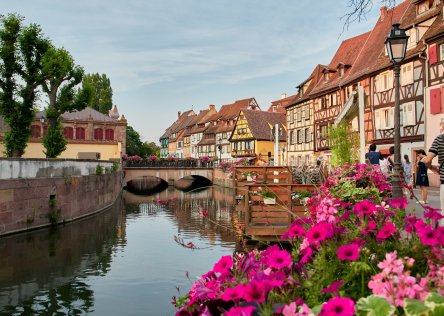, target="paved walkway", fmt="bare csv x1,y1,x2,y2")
407,187,441,218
